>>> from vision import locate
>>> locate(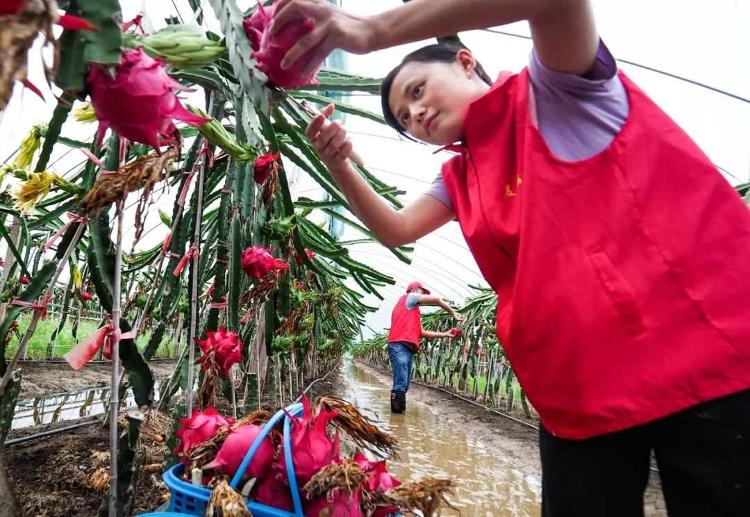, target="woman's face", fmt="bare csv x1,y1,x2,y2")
388,51,490,145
